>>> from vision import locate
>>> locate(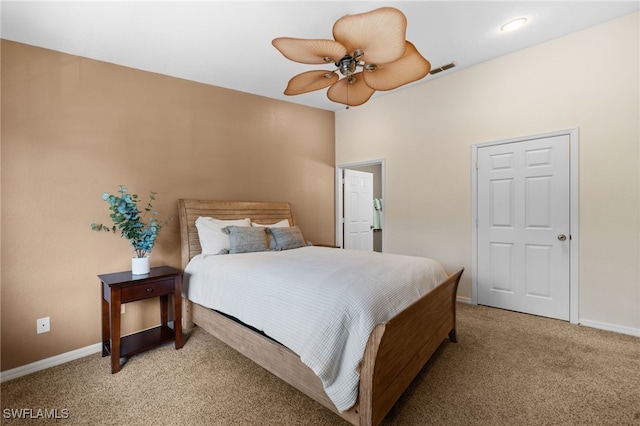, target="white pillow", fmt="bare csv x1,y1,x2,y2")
195,216,251,255
251,218,290,228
